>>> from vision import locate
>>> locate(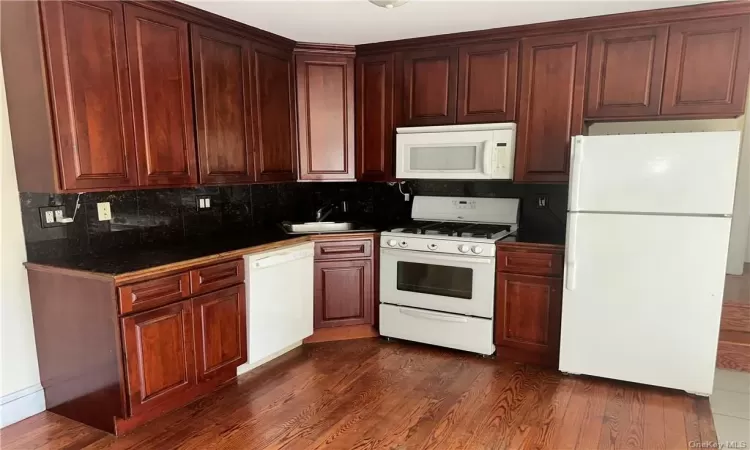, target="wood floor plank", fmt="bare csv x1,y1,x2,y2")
0,340,718,450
